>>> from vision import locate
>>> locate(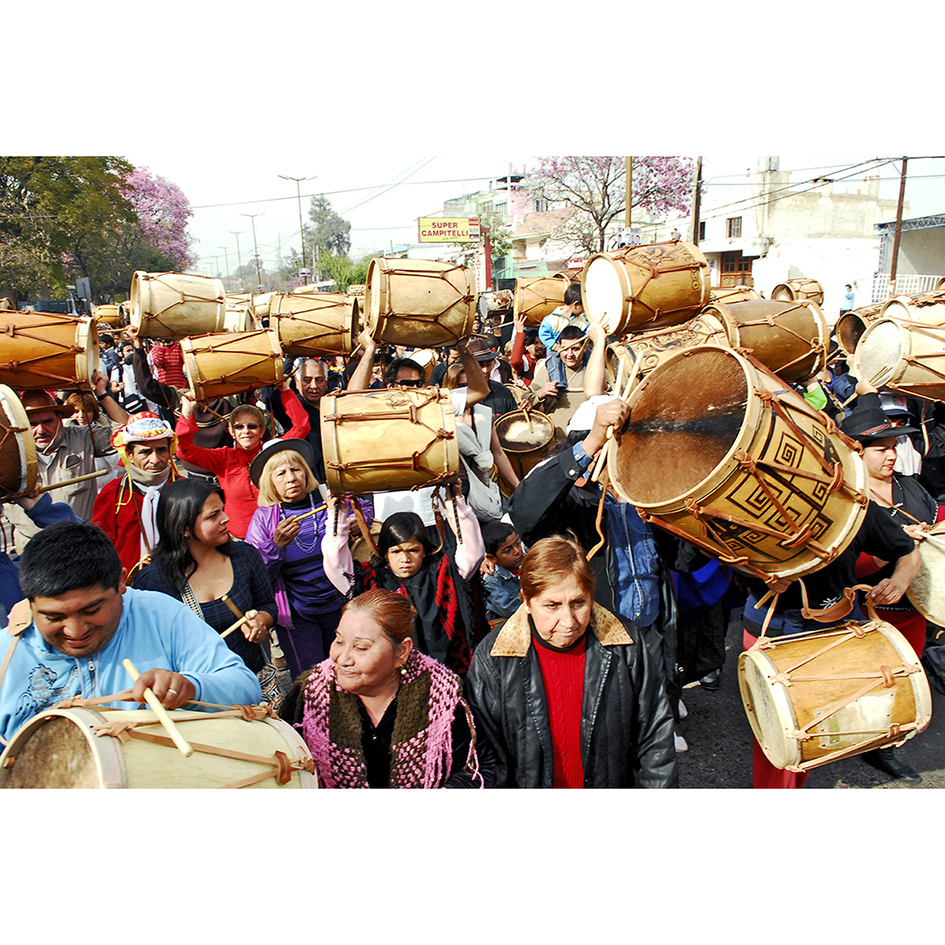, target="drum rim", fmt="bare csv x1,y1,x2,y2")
906,519,945,638
738,647,800,770
494,408,555,453
581,252,628,334
0,384,38,497
0,705,126,788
